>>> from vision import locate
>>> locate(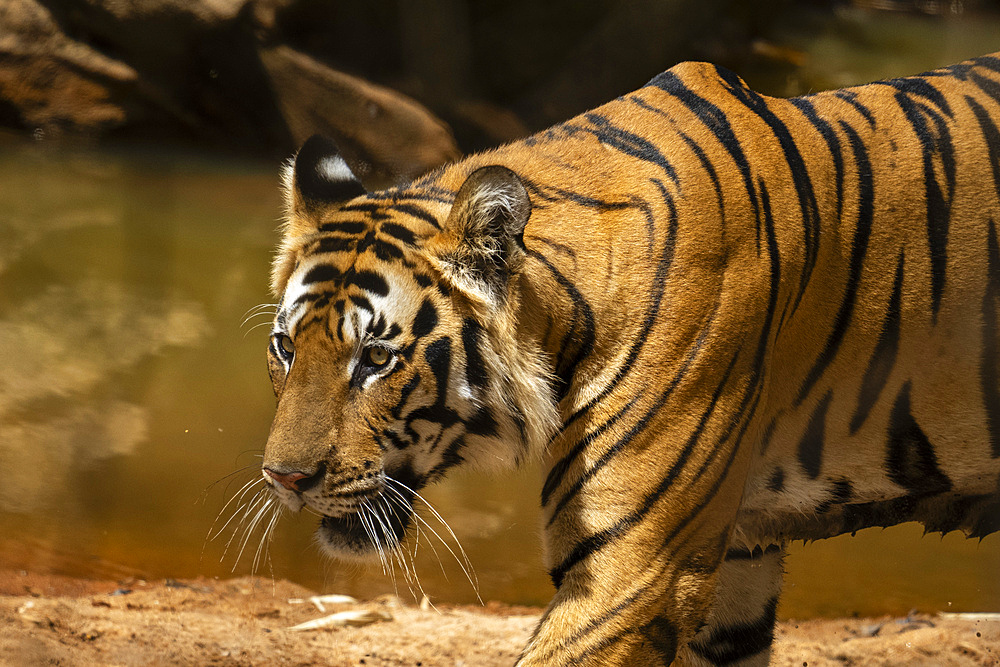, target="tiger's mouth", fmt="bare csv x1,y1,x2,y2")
313,484,416,559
